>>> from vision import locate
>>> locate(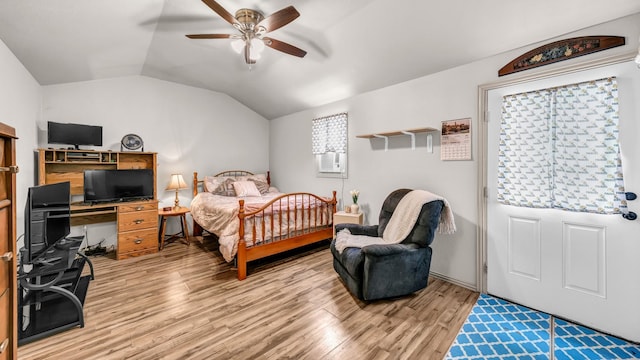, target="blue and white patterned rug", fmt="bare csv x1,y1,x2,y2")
445,294,640,359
